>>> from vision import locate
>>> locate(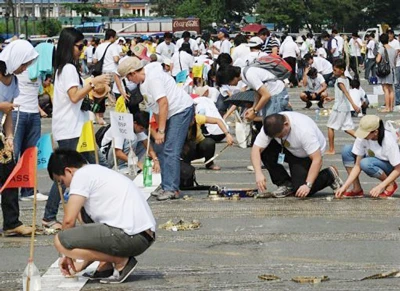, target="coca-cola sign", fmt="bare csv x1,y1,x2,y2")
172,18,200,34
